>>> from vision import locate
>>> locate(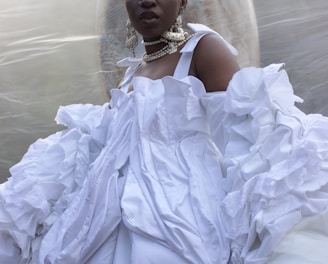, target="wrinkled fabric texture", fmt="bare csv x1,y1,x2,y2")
1,25,328,264
203,64,328,263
